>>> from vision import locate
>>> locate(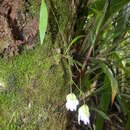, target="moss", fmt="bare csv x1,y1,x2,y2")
47,0,70,35
0,37,68,129
51,0,70,31
24,0,41,17
0,0,72,129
